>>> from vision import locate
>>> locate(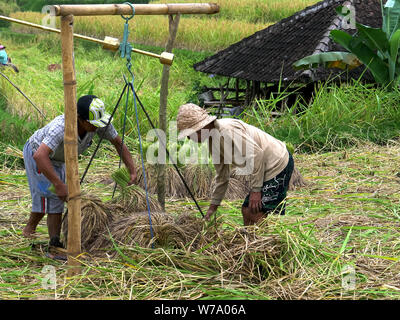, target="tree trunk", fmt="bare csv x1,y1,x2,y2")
157,14,180,210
